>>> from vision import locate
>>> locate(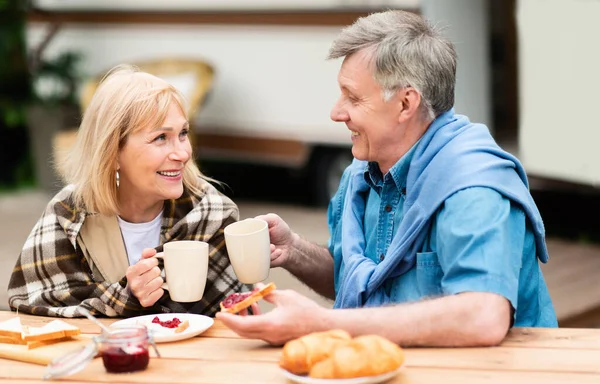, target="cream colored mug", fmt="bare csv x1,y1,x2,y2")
155,241,209,302
224,218,271,284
